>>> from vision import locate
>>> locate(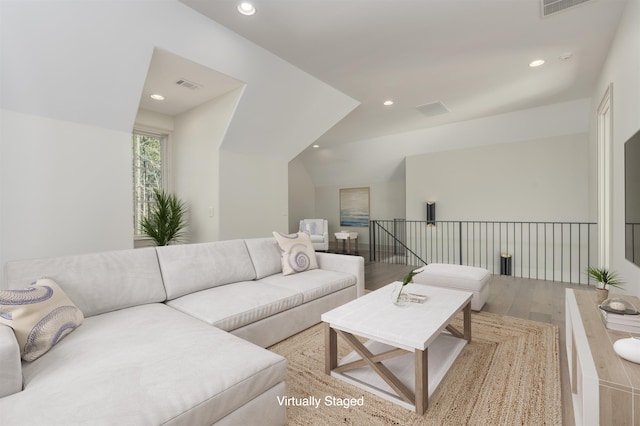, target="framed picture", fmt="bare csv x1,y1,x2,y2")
340,187,369,227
